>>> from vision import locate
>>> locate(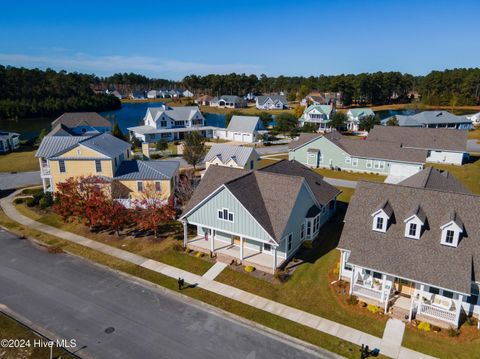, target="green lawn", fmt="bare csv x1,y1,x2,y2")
314,168,386,182
0,147,38,172
15,204,214,276
0,312,74,359
468,128,480,141
427,155,480,194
